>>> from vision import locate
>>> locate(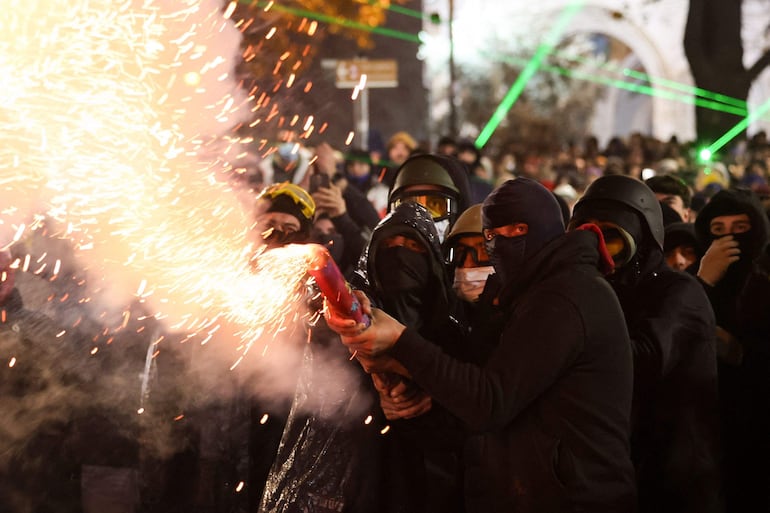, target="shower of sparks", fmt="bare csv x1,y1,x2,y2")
0,0,320,364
